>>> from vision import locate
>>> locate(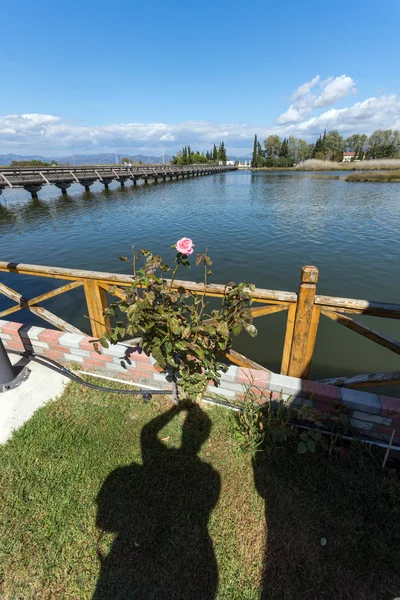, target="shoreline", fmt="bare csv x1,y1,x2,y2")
251,159,400,172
